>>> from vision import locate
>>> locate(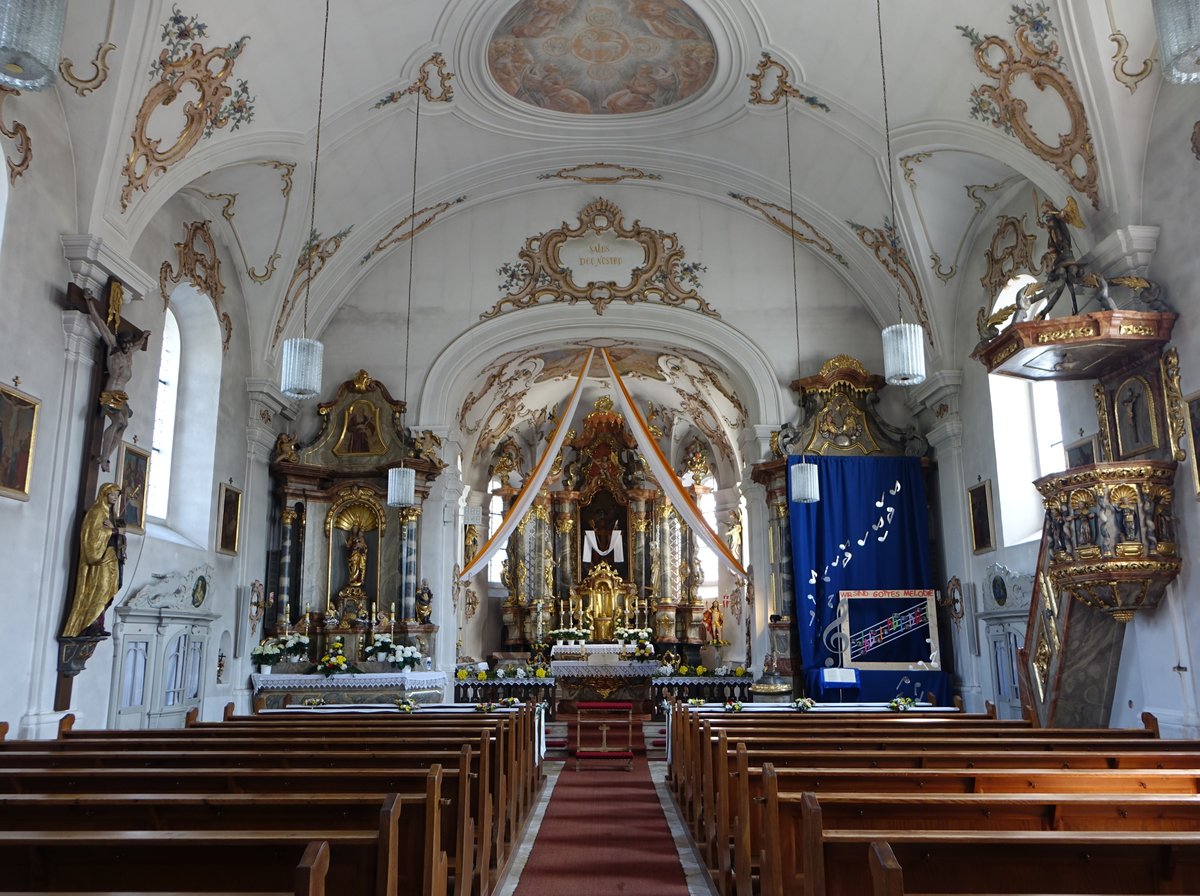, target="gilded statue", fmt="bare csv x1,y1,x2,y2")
346,527,368,587
272,432,299,464
415,578,433,624
62,483,125,638
86,298,150,472
1034,197,1086,318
